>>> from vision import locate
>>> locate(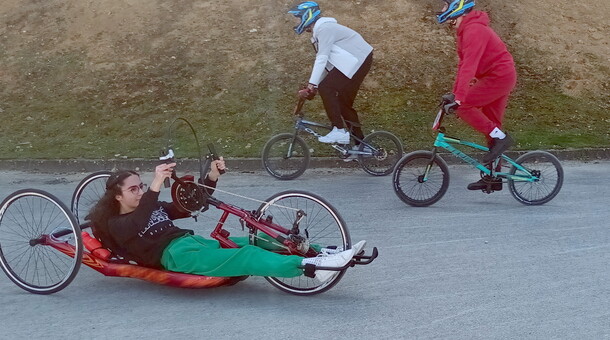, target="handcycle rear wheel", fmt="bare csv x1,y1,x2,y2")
71,170,112,223
393,151,450,207
255,190,351,295
261,133,310,180
508,151,564,205
0,189,82,294
358,131,404,176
